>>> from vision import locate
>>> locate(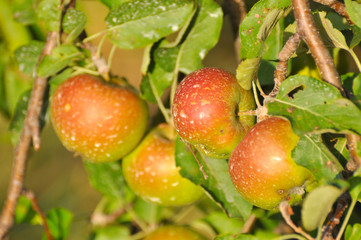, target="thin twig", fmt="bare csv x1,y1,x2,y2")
280,201,314,240
82,41,110,81
345,134,361,172
0,31,59,239
312,0,353,25
292,0,345,96
90,205,128,227
269,32,301,97
22,189,53,240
